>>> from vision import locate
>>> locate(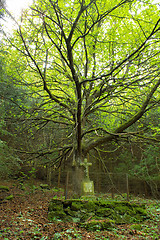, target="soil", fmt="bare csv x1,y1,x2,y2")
0,180,159,240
